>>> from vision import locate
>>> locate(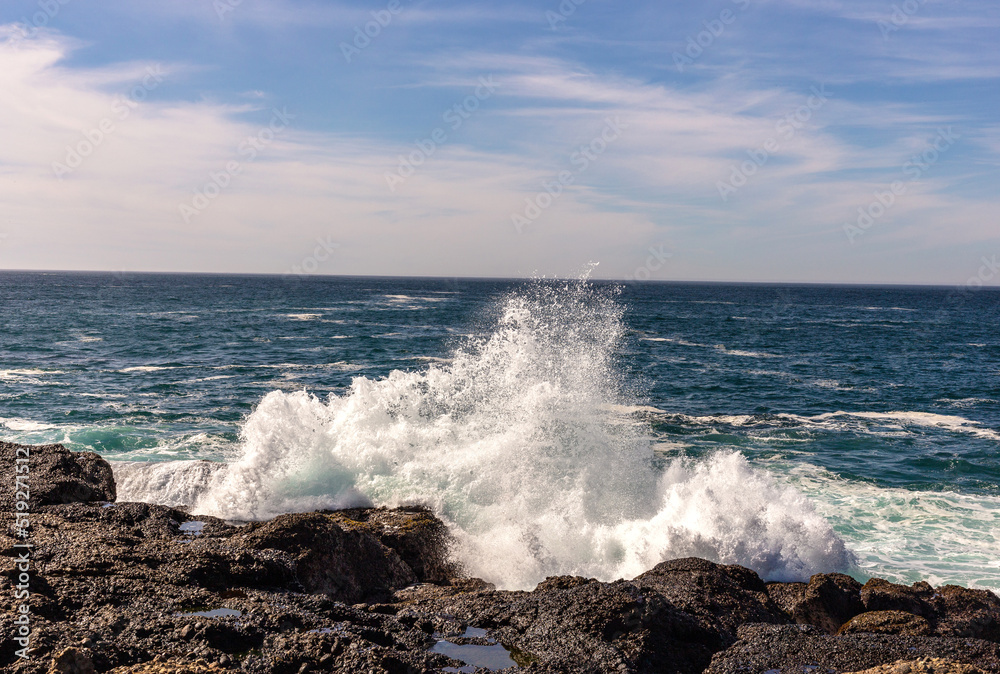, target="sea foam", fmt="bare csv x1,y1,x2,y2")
124,280,851,589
